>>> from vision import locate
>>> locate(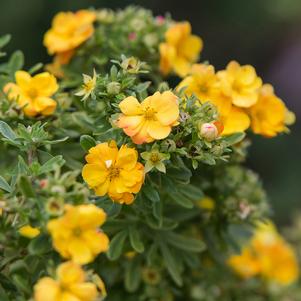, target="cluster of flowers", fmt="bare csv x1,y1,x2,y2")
228,222,299,286
0,7,298,301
